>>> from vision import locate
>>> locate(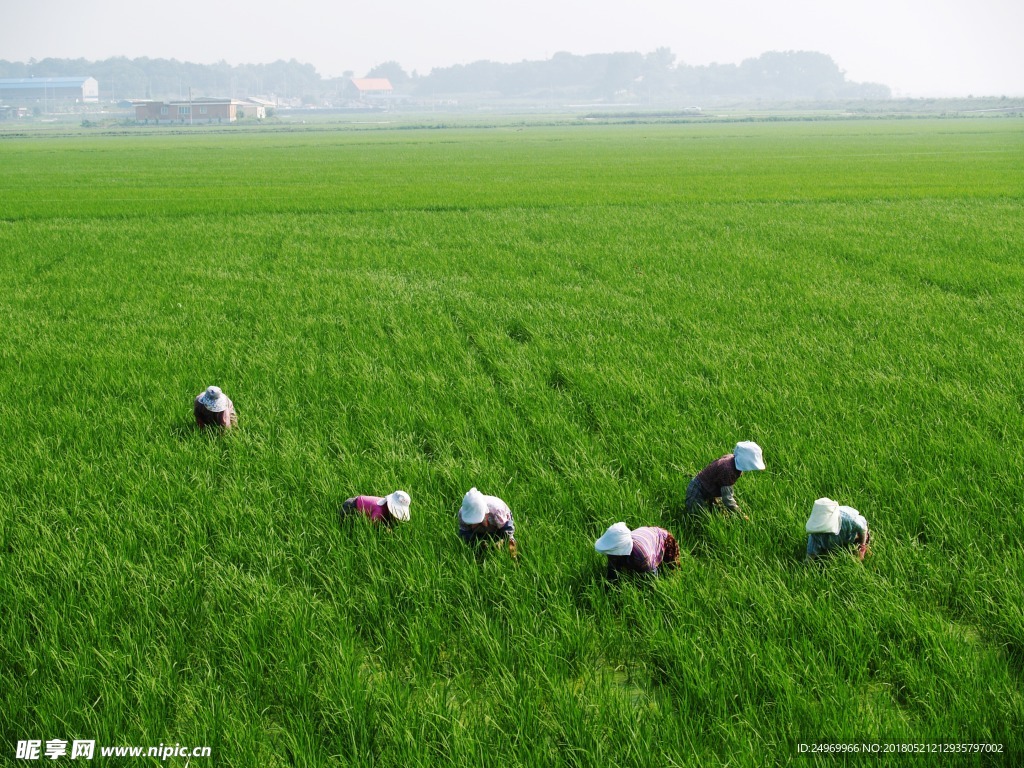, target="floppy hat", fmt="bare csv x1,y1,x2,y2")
806,498,841,535
197,385,230,413
734,441,766,471
383,490,411,522
594,522,633,556
459,488,488,525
